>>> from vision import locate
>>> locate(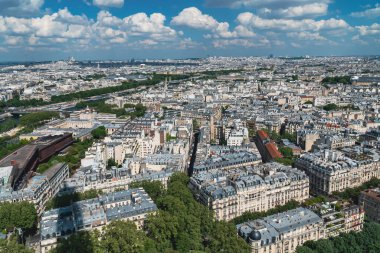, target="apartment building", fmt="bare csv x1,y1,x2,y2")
295,150,380,195
359,188,380,222
237,207,324,253
190,163,309,221
237,204,364,253
0,163,69,215
40,188,157,253
192,151,261,174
